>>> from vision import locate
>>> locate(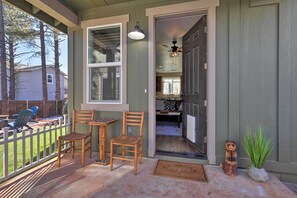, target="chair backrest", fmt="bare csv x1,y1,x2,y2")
30,106,39,119
14,109,33,128
122,111,144,137
72,109,95,133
